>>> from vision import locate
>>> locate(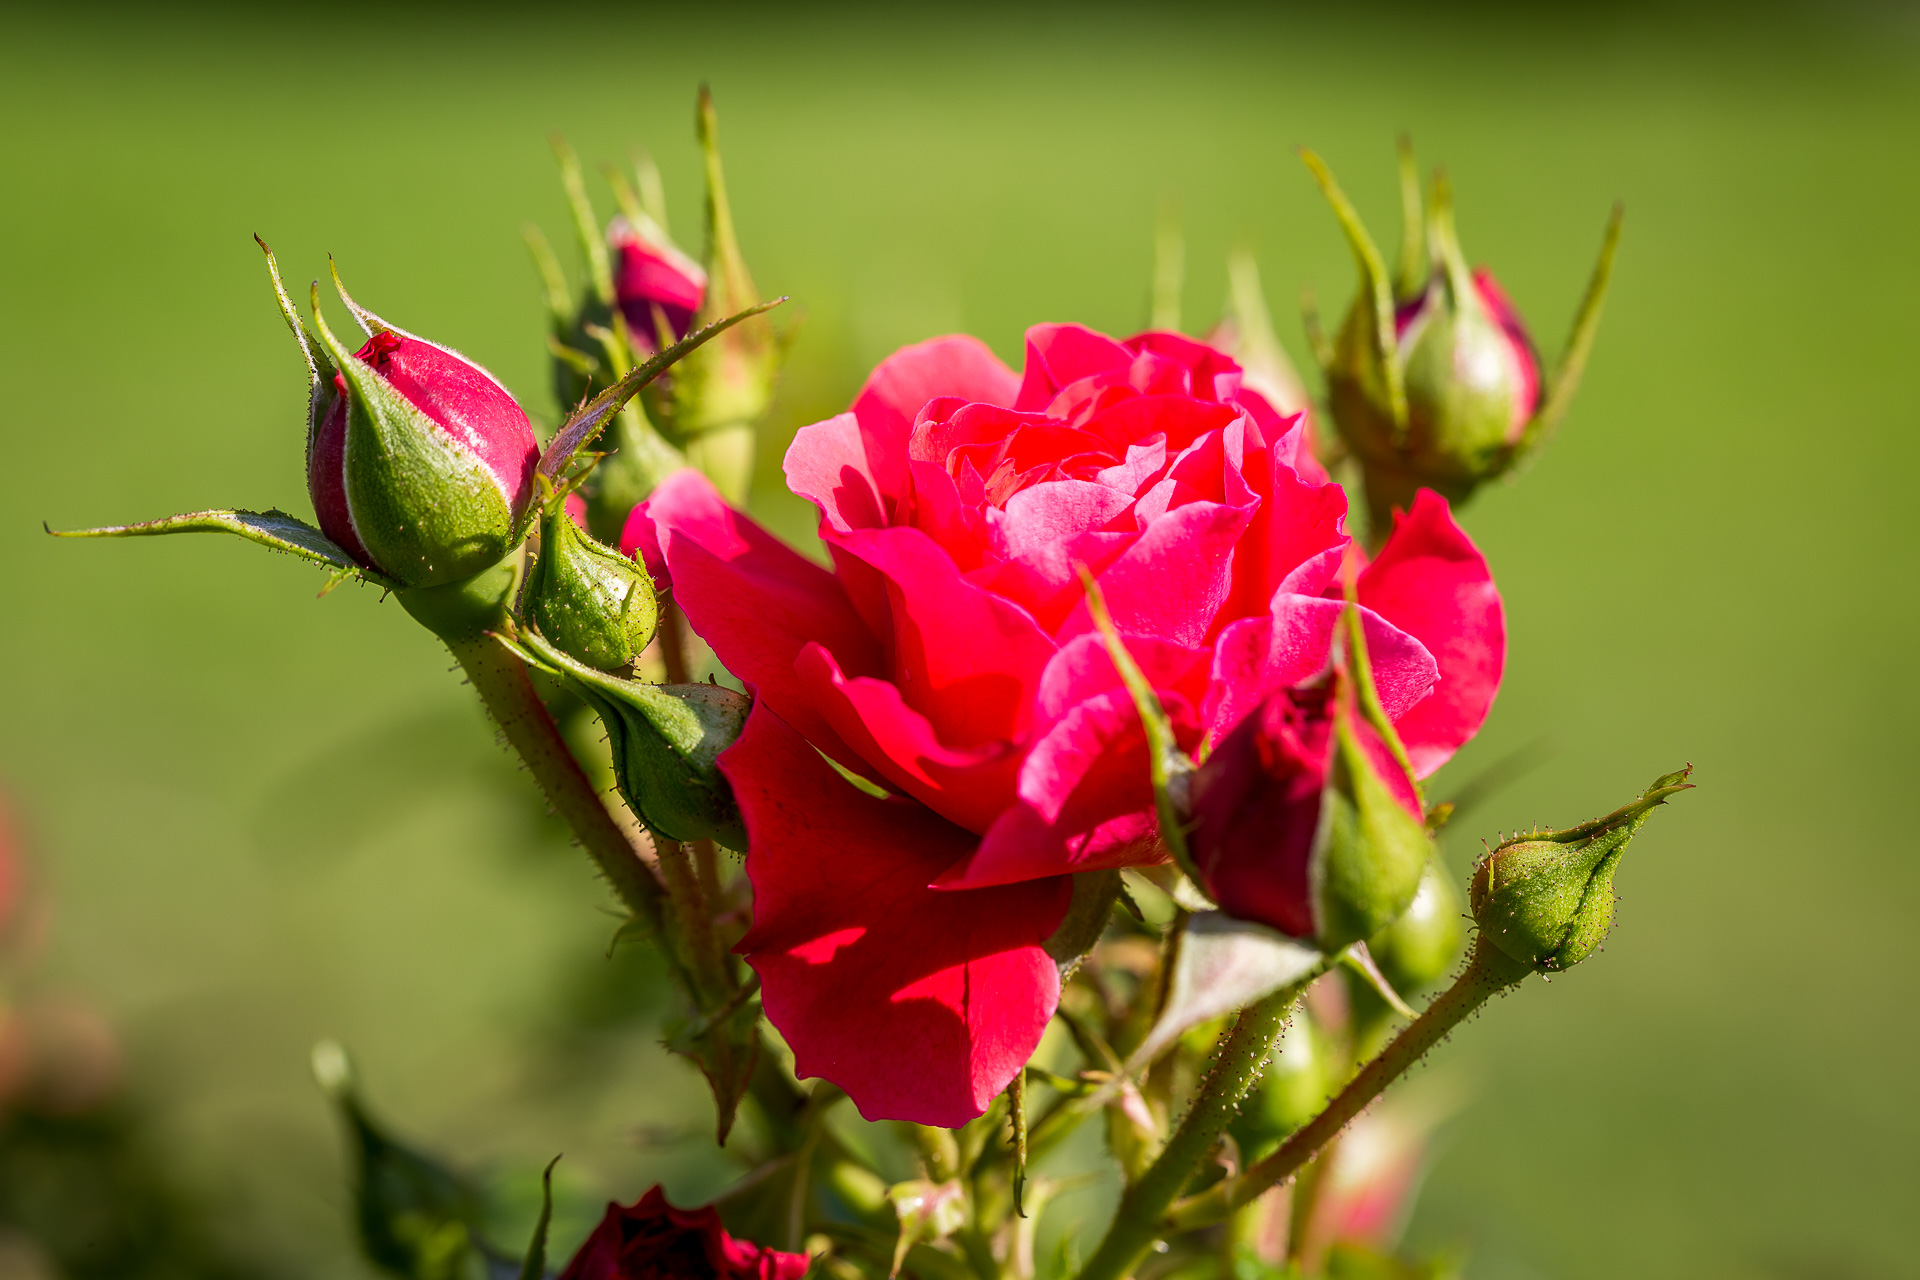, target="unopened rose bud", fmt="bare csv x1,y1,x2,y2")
298,268,539,587
611,214,707,355
509,632,749,849
1366,857,1465,995
1231,1008,1332,1159
1303,145,1621,534
1469,768,1691,973
523,494,658,672
1190,632,1431,952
